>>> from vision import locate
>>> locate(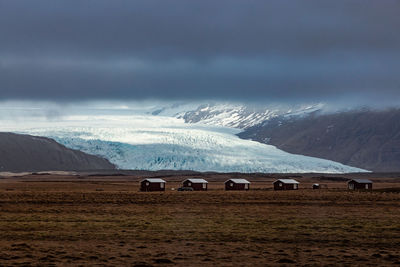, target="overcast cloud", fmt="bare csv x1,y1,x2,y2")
0,0,399,104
